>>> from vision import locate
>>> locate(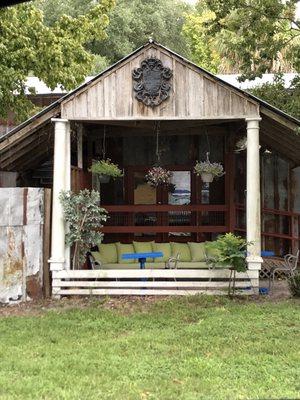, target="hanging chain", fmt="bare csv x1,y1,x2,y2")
102,125,106,159
205,128,210,161
155,121,161,164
